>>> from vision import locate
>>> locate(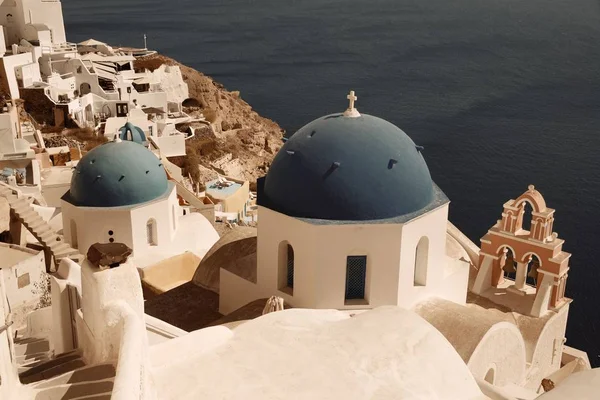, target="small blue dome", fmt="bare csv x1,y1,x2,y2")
119,122,147,145
261,113,435,221
66,140,169,207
